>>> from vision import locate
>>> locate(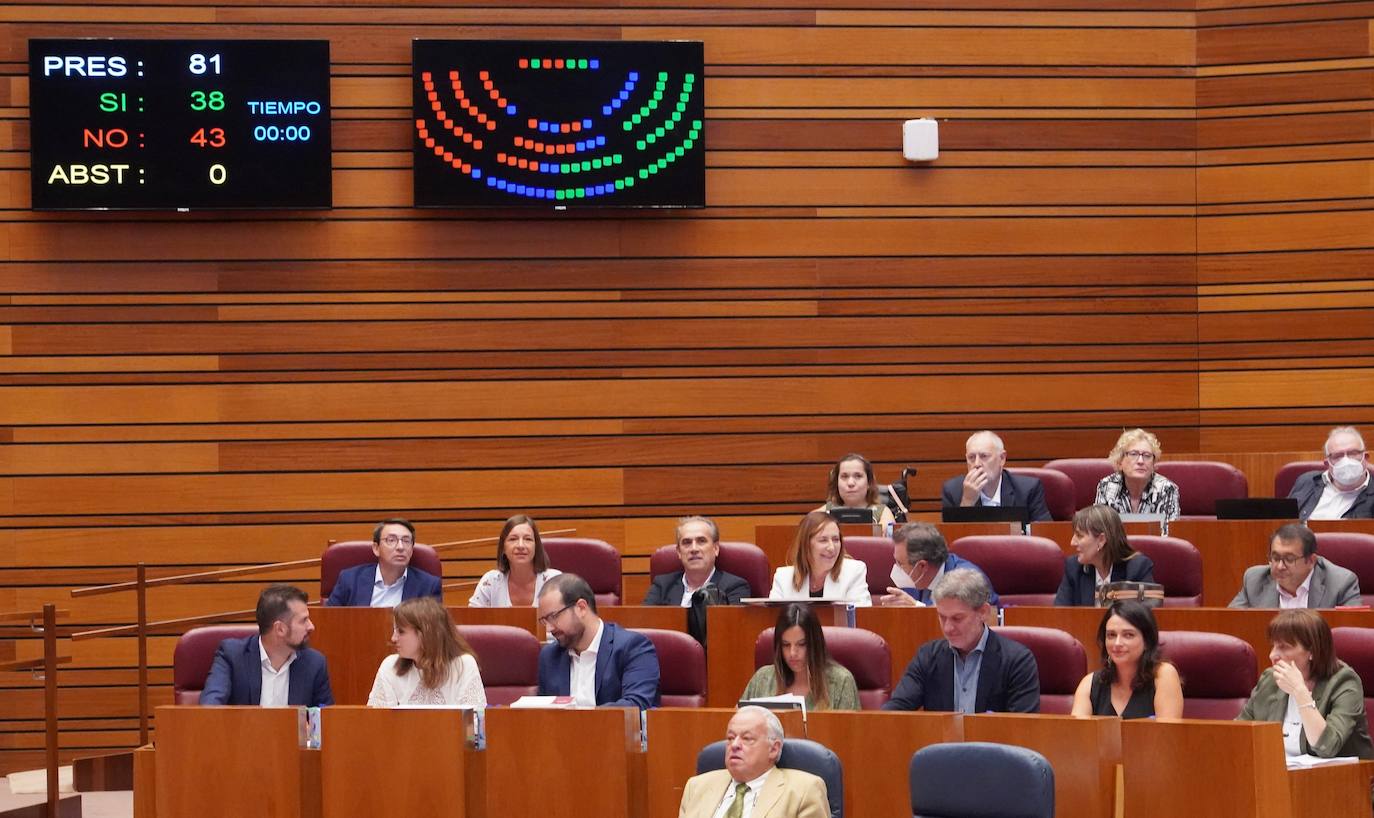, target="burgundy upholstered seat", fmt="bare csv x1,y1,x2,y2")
1314,532,1374,607
459,624,541,706
1127,535,1203,607
995,626,1088,714
1155,461,1249,517
1158,630,1257,719
1007,467,1077,522
173,624,257,705
635,627,706,707
542,537,623,606
949,535,1065,606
